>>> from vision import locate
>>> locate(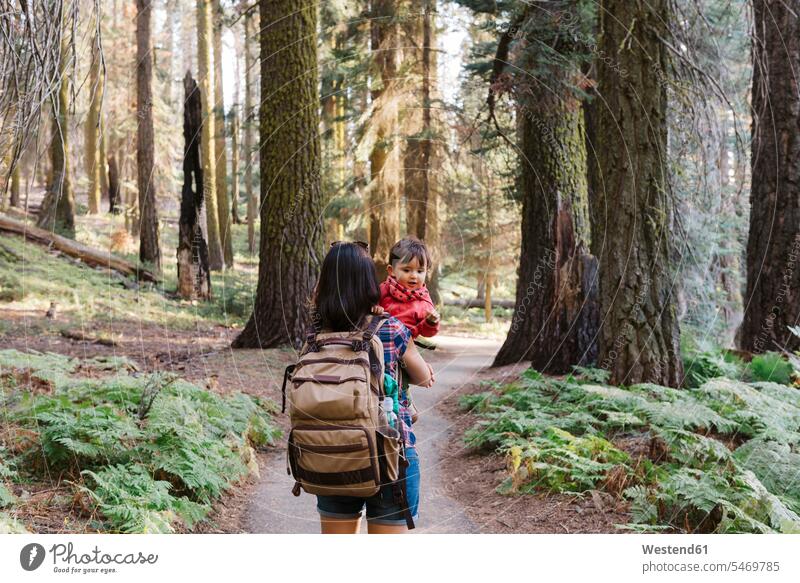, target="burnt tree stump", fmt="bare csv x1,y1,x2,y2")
177,72,211,300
